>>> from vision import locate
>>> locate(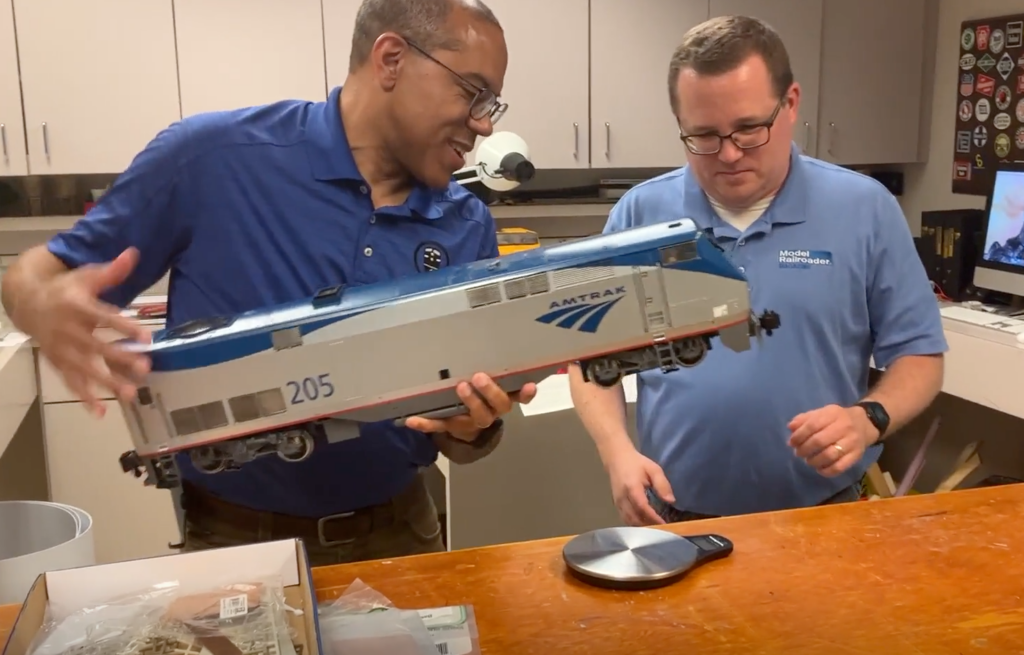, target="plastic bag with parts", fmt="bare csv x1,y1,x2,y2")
317,579,436,655
26,576,300,655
